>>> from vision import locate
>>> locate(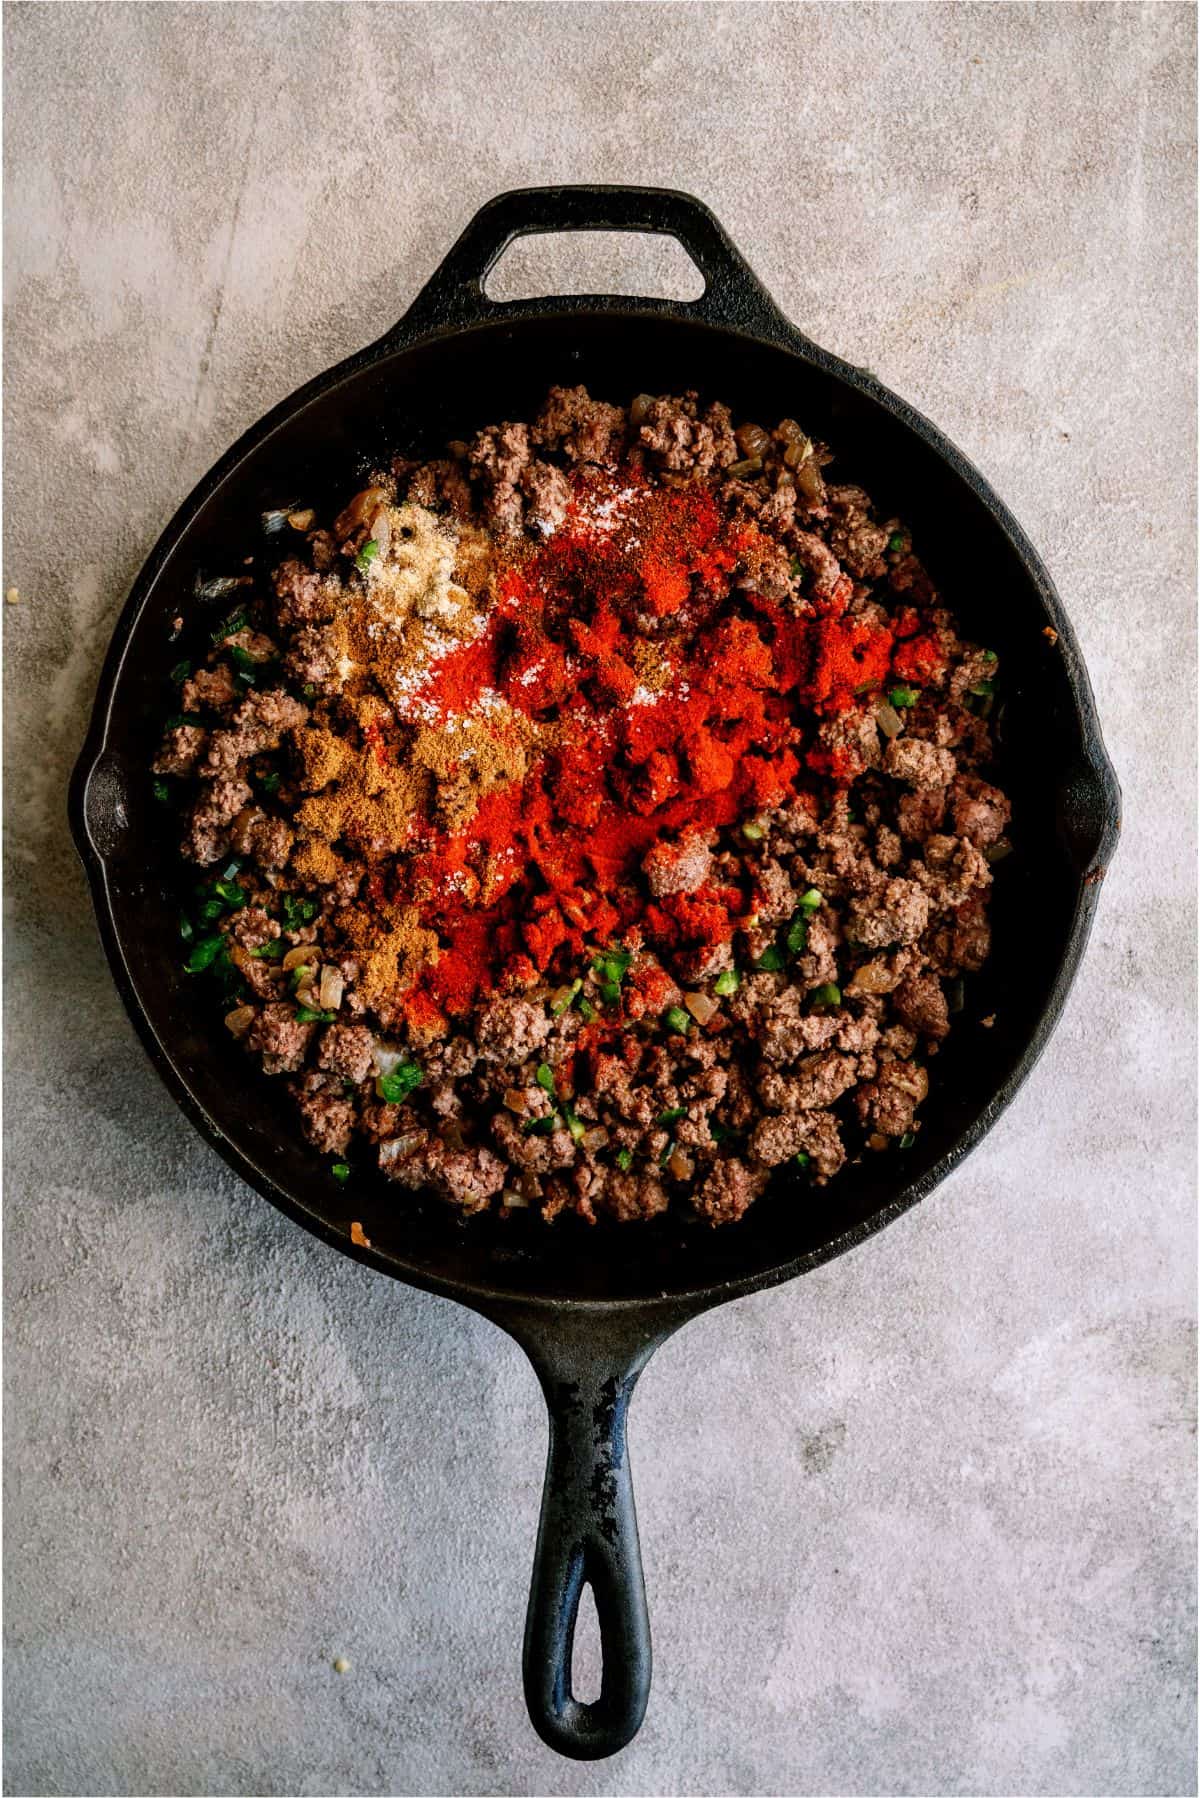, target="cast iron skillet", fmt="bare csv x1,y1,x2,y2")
69,186,1120,1761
